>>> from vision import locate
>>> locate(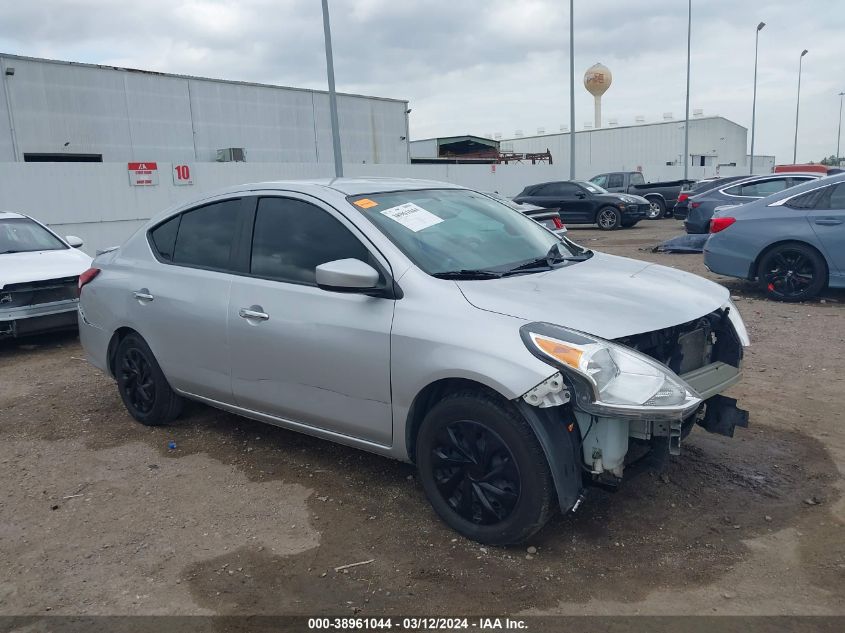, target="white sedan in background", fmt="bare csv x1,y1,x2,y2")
0,212,91,339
